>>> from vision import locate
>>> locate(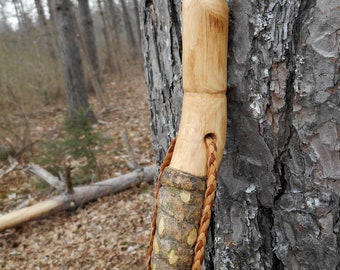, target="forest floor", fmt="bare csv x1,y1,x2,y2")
0,68,156,269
